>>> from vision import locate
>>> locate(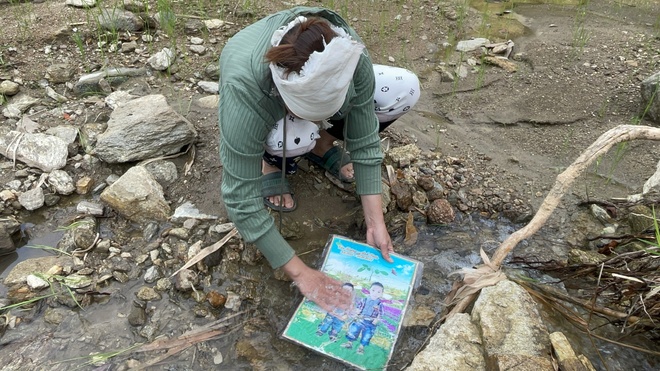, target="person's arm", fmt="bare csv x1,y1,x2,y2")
344,56,393,262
